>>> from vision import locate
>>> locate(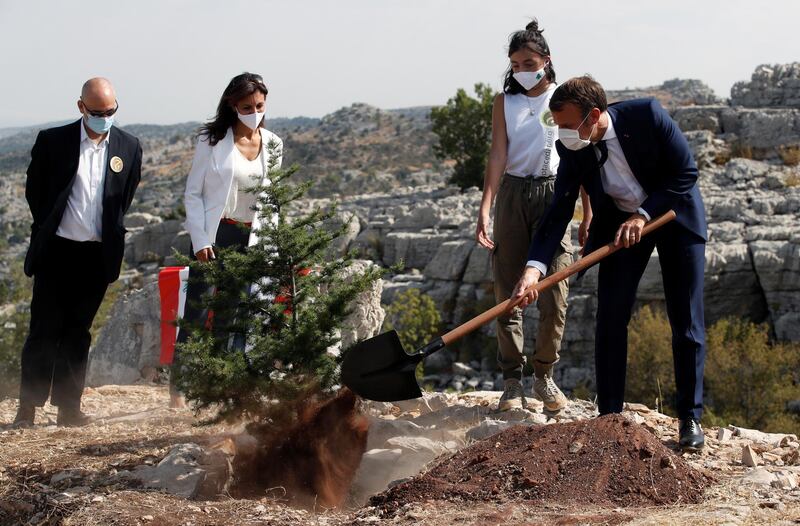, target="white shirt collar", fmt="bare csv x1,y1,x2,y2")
599,111,617,141
80,119,111,146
